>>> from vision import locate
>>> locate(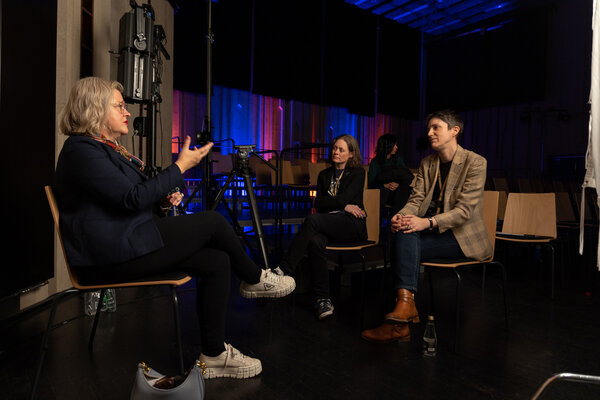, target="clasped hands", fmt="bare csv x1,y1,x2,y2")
383,182,399,191
391,214,430,234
